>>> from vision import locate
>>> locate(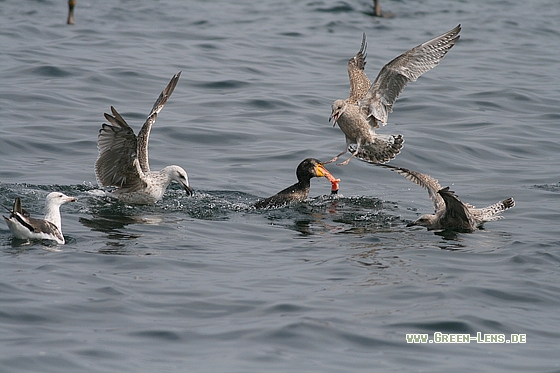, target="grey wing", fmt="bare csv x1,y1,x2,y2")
45,221,65,243
347,34,371,103
360,24,461,127
2,197,31,218
137,71,182,172
471,197,515,222
376,163,445,213
95,106,145,191
14,197,24,215
11,211,36,233
29,216,65,243
437,187,475,229
10,197,31,217
11,212,64,243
